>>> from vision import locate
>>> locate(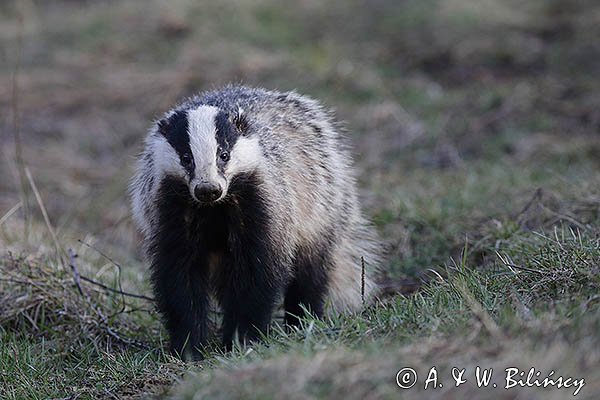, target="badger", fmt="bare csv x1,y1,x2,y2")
130,85,381,359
